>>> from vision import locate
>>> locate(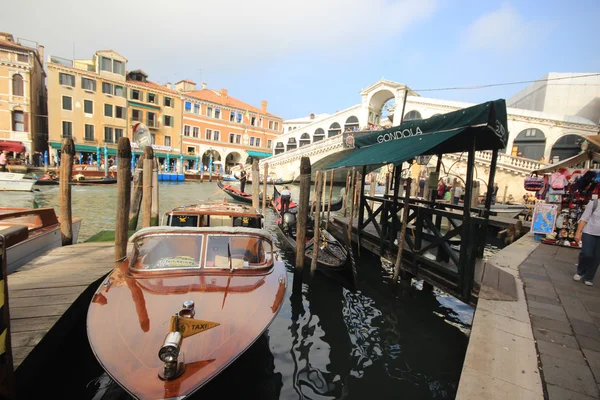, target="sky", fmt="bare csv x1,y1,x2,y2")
2,0,599,119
